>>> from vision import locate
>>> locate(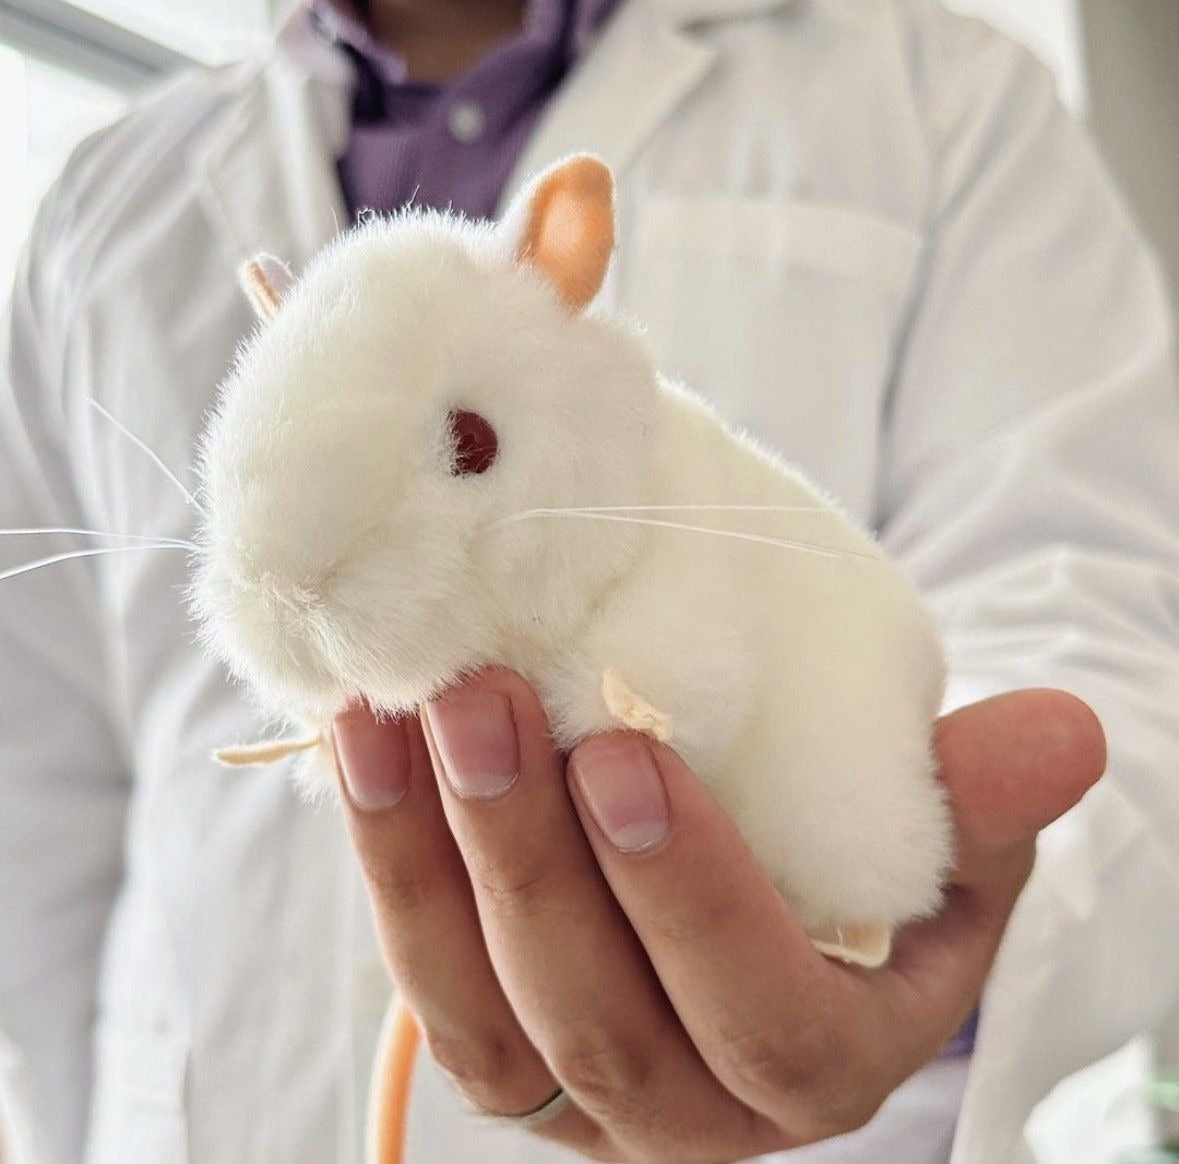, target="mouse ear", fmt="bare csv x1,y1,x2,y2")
501,154,615,313
238,253,295,322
